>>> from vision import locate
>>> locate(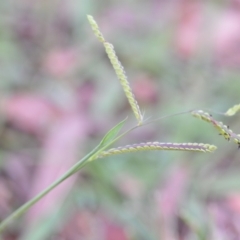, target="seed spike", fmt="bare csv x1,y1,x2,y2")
87,15,143,125
90,142,217,161
87,15,105,43
192,110,240,148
